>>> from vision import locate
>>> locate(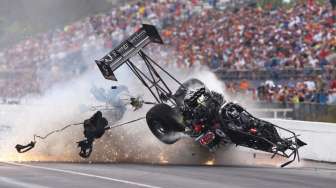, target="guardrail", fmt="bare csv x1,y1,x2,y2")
256,102,336,122
250,108,293,119
268,119,336,162
215,68,335,80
